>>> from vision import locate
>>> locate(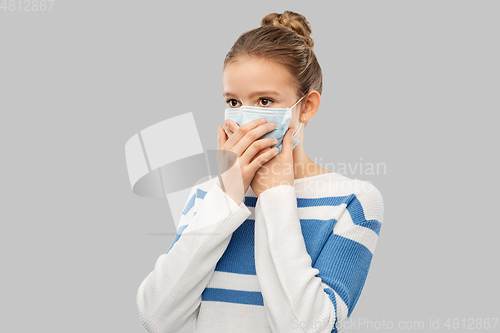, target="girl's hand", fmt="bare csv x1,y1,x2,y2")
250,127,295,197
216,118,279,205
